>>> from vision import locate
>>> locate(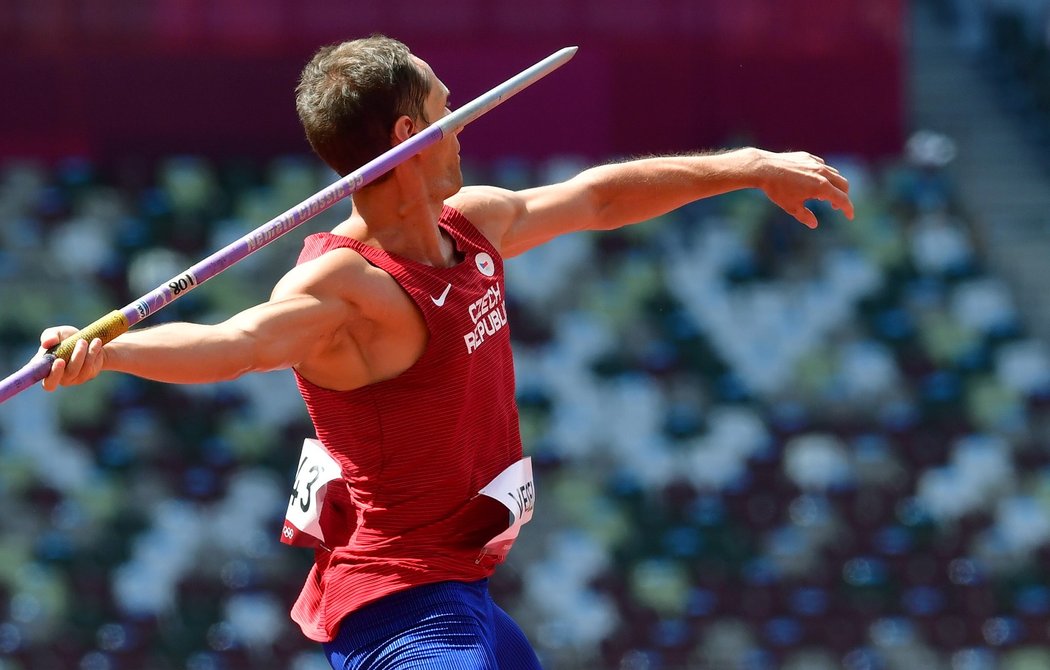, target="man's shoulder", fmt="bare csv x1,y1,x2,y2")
298,240,374,277
275,243,386,302
447,184,518,213
447,185,522,247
